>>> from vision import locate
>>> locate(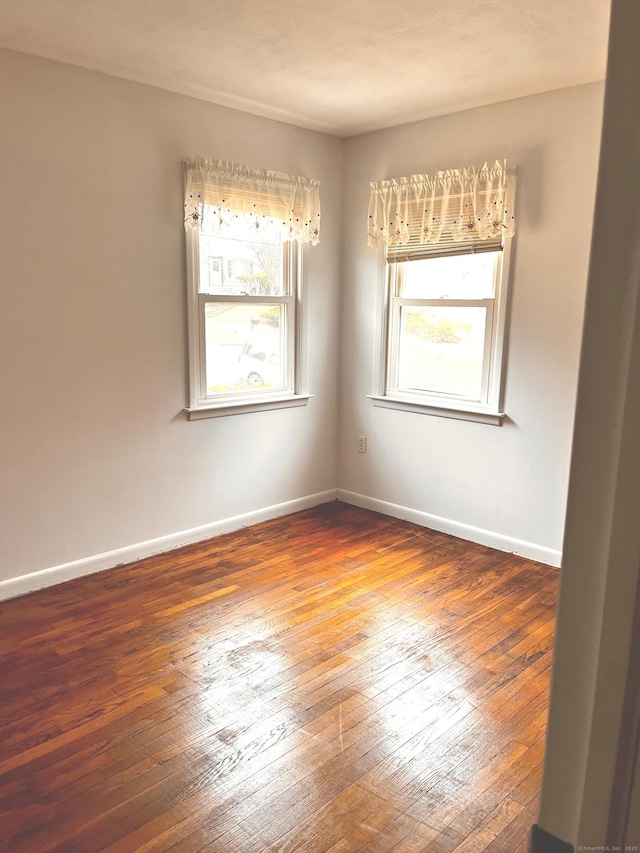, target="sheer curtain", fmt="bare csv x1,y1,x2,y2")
184,157,321,245
367,159,515,252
